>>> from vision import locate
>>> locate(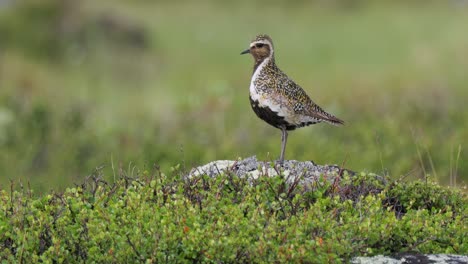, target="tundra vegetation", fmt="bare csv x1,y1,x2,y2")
0,0,466,262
